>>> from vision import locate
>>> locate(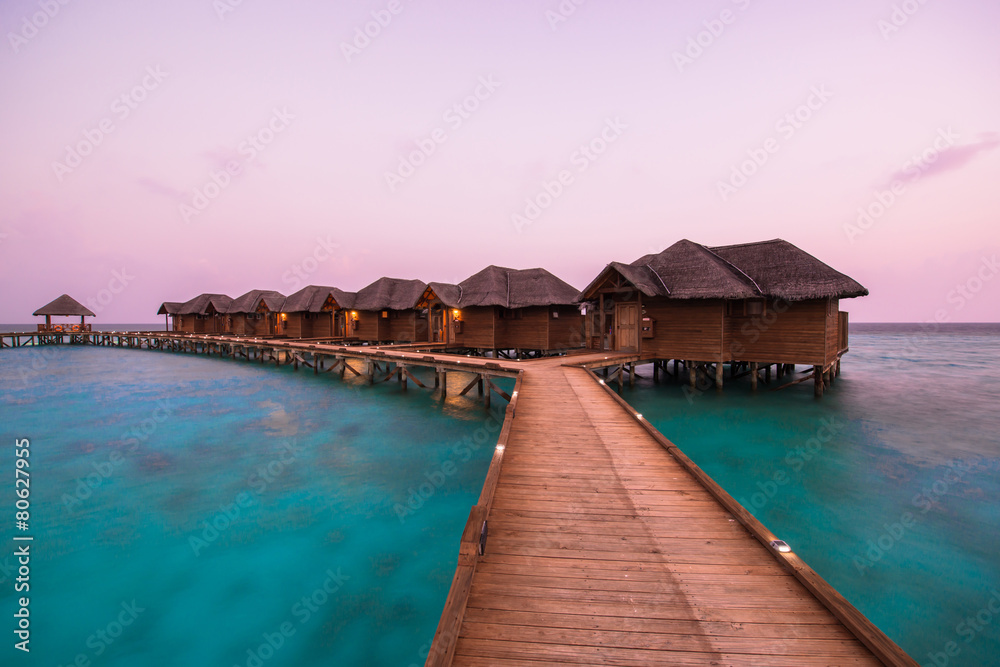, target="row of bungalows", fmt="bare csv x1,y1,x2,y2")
158,267,588,354
578,239,868,382
157,239,867,374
